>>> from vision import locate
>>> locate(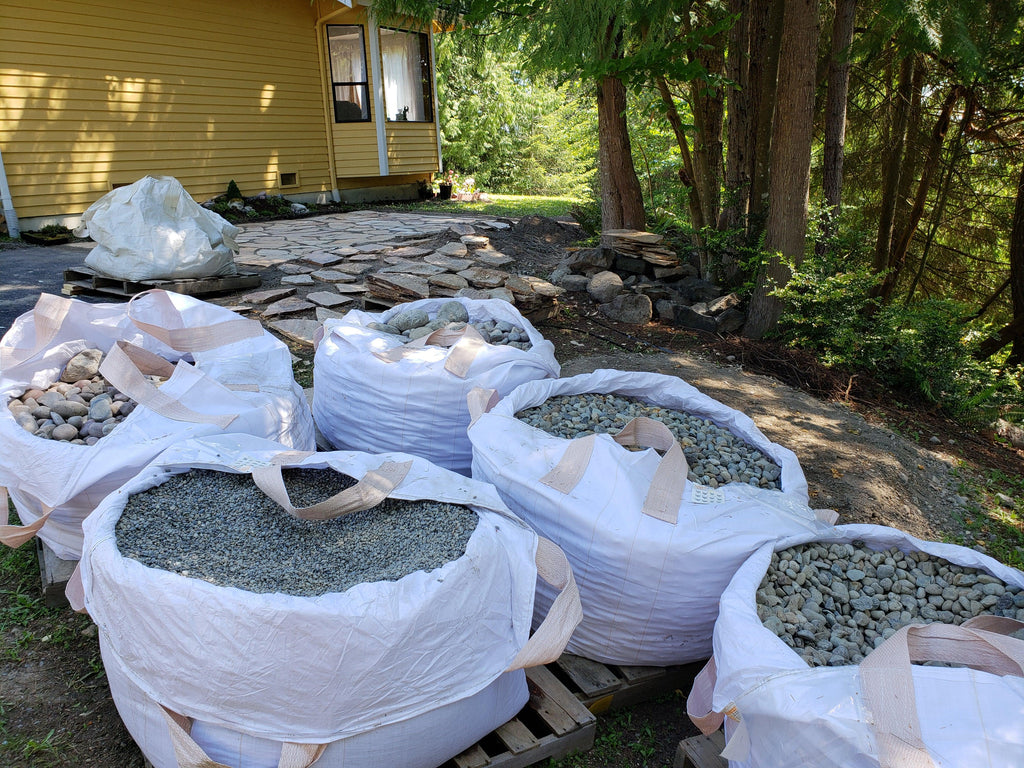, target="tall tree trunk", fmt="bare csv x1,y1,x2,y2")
657,78,706,237
743,0,821,338
596,73,646,231
891,56,926,256
746,0,784,242
719,0,752,234
977,160,1024,363
904,89,976,302
876,86,960,302
685,7,726,233
871,52,914,274
817,0,856,252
